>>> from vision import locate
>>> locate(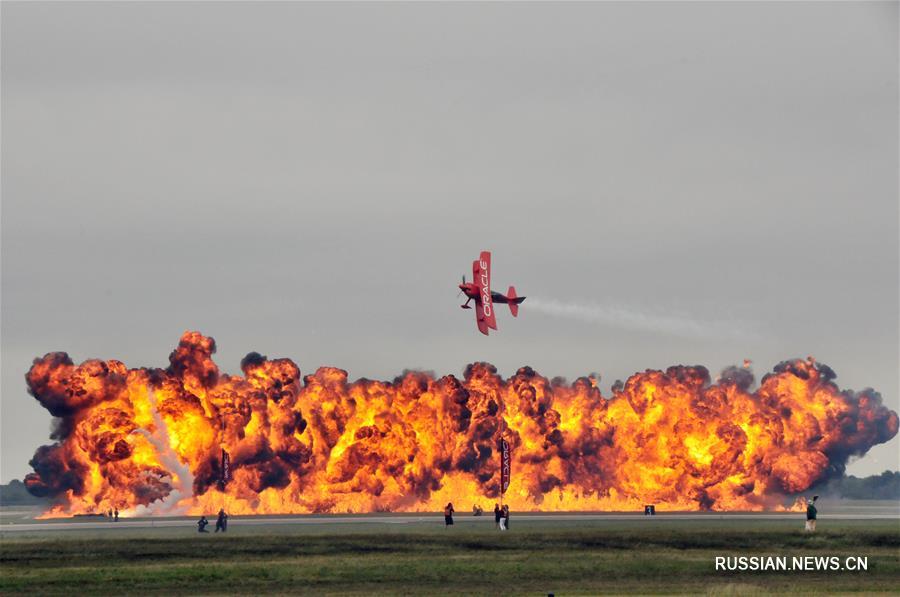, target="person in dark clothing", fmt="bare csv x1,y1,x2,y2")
805,496,818,532
494,504,502,529
198,516,209,533
215,508,228,532
114,508,119,522
443,503,455,526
